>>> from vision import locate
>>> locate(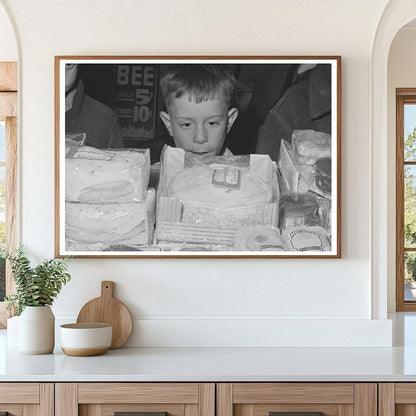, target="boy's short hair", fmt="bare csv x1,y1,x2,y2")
160,64,236,108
